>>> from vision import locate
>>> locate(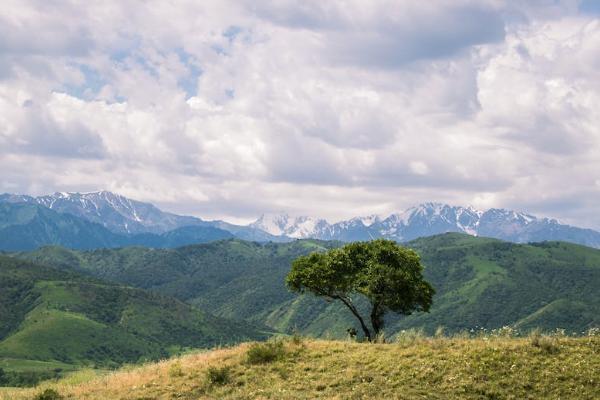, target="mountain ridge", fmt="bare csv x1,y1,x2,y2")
2,192,600,248
251,202,600,247
0,202,234,251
